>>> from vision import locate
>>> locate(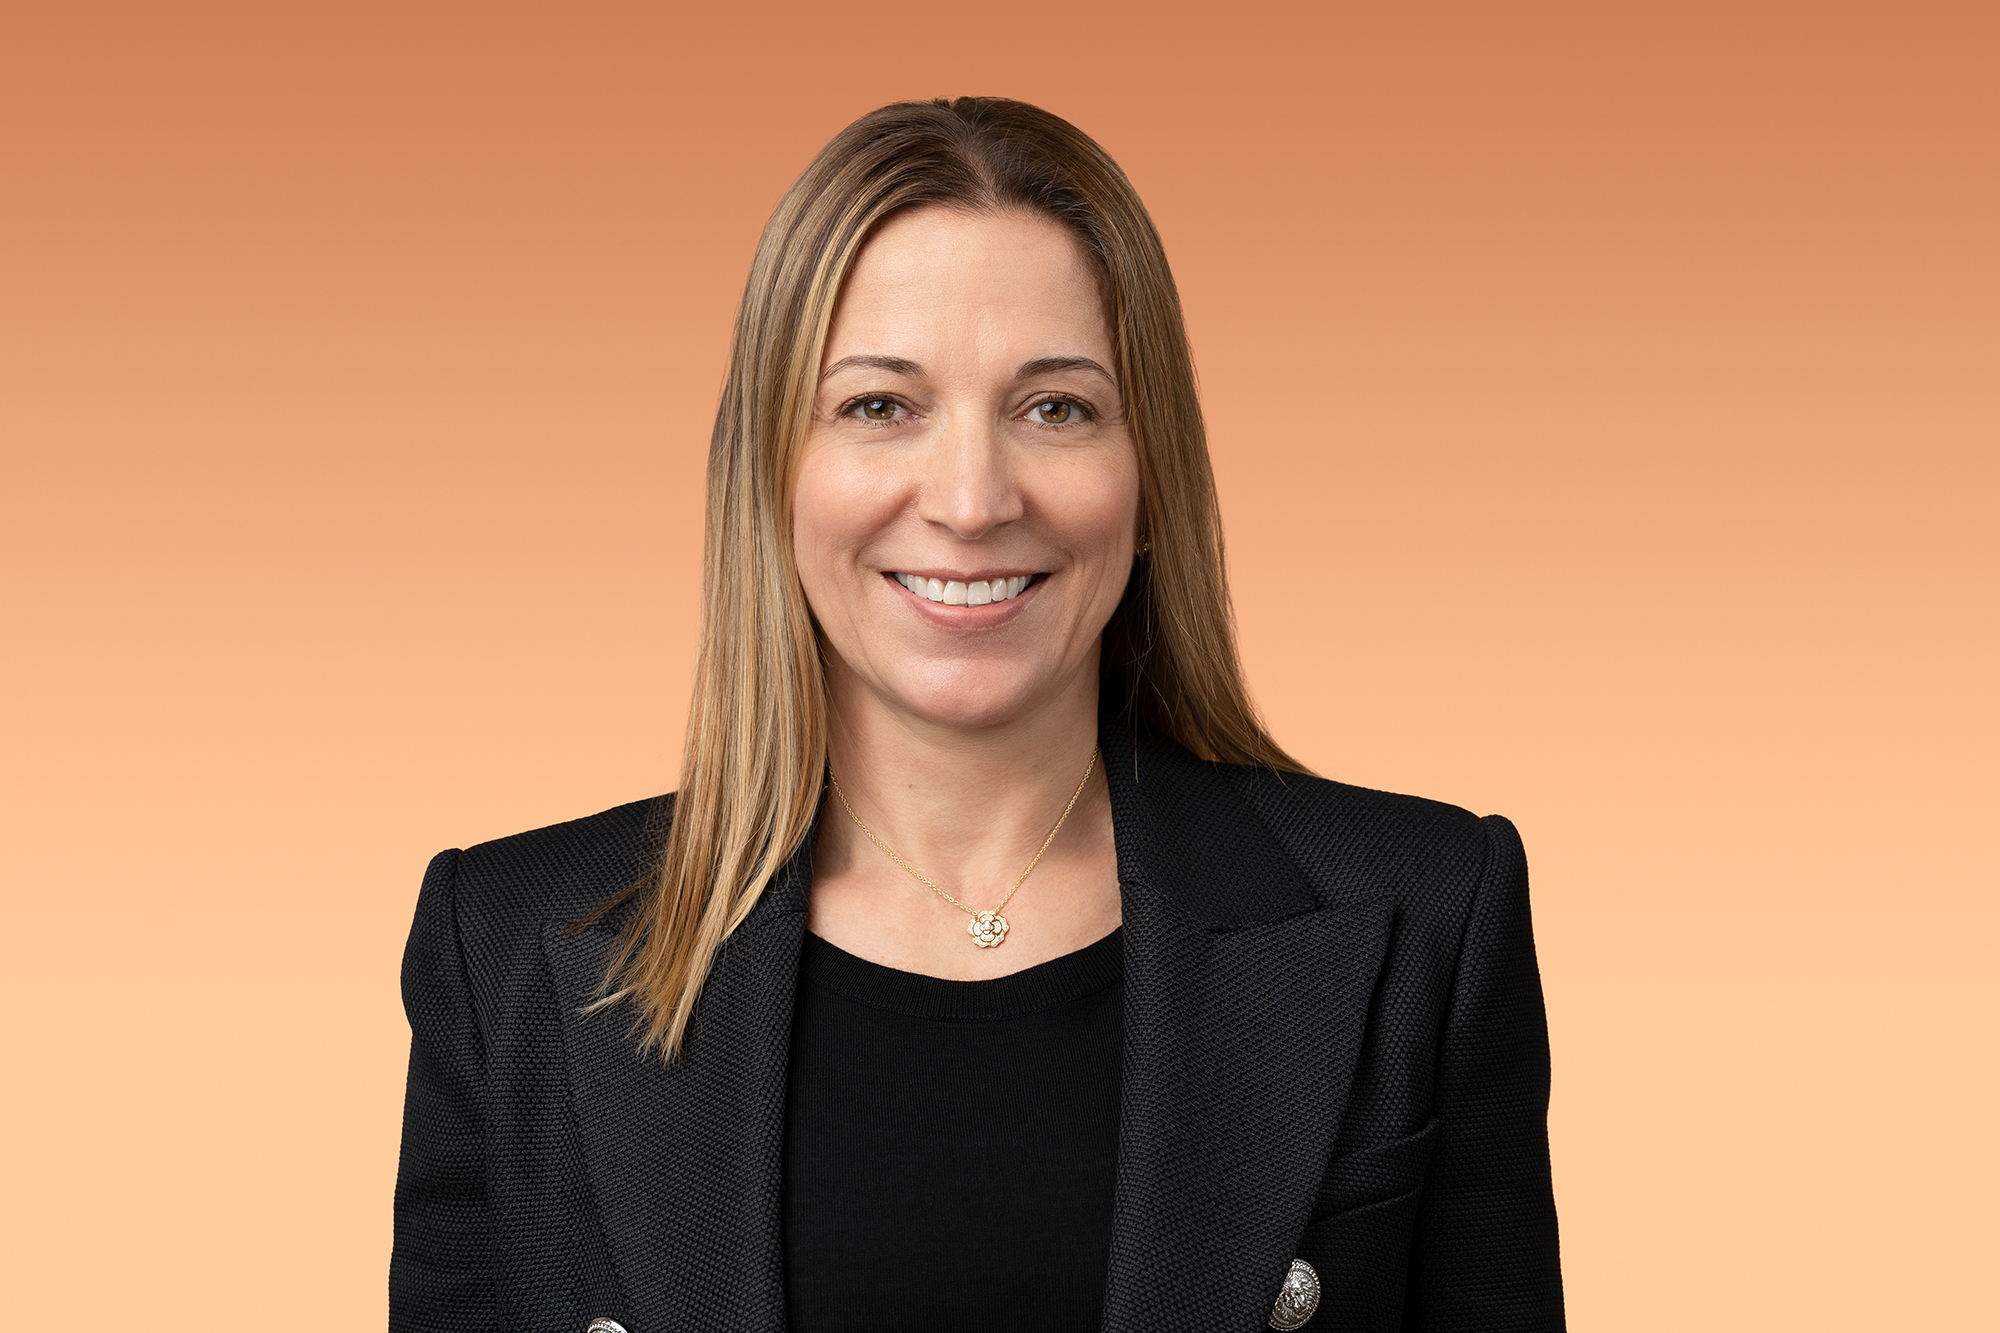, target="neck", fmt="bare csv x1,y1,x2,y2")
820,658,1106,905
